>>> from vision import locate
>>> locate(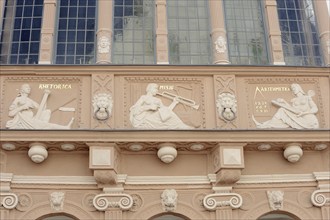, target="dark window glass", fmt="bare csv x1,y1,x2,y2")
0,0,44,64
55,0,96,64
